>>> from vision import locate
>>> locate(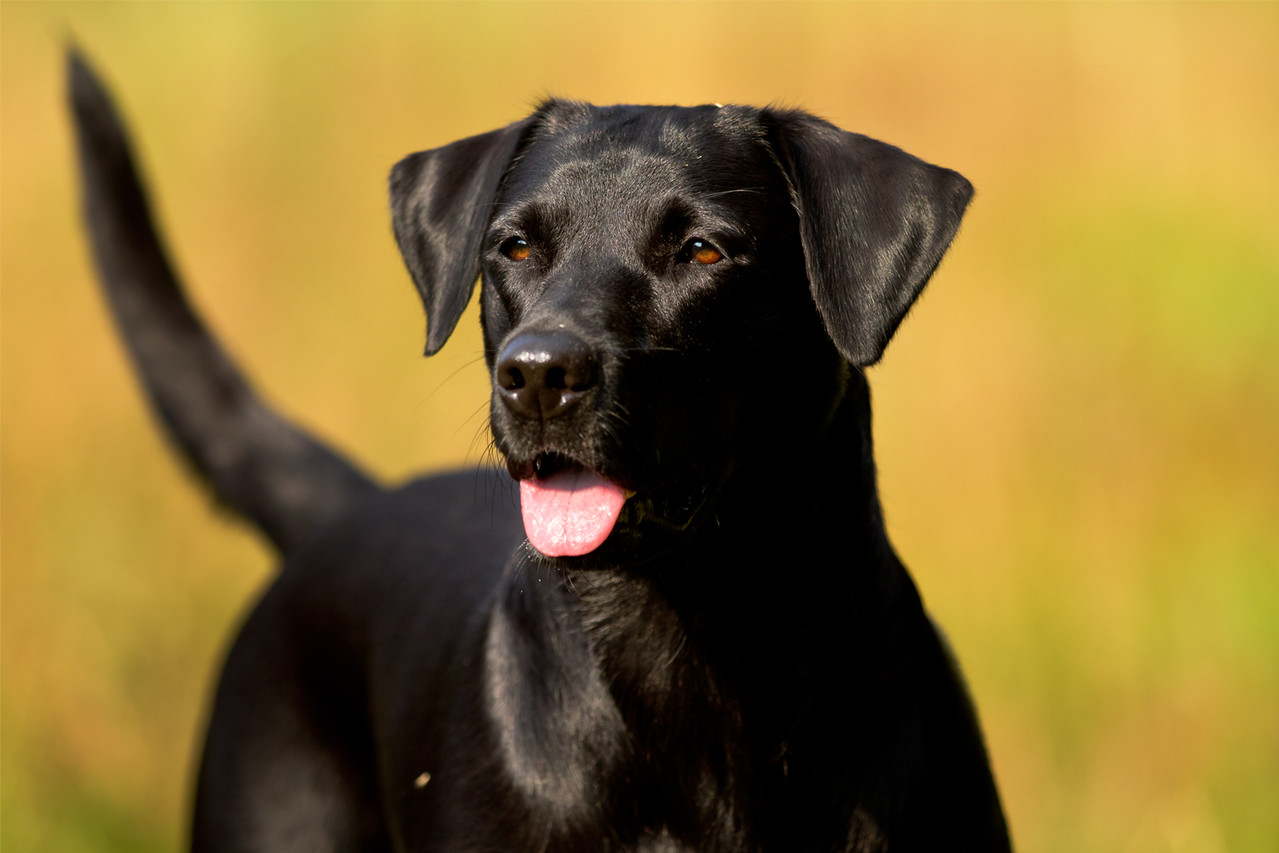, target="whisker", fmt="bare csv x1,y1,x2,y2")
702,186,767,198
416,351,489,410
